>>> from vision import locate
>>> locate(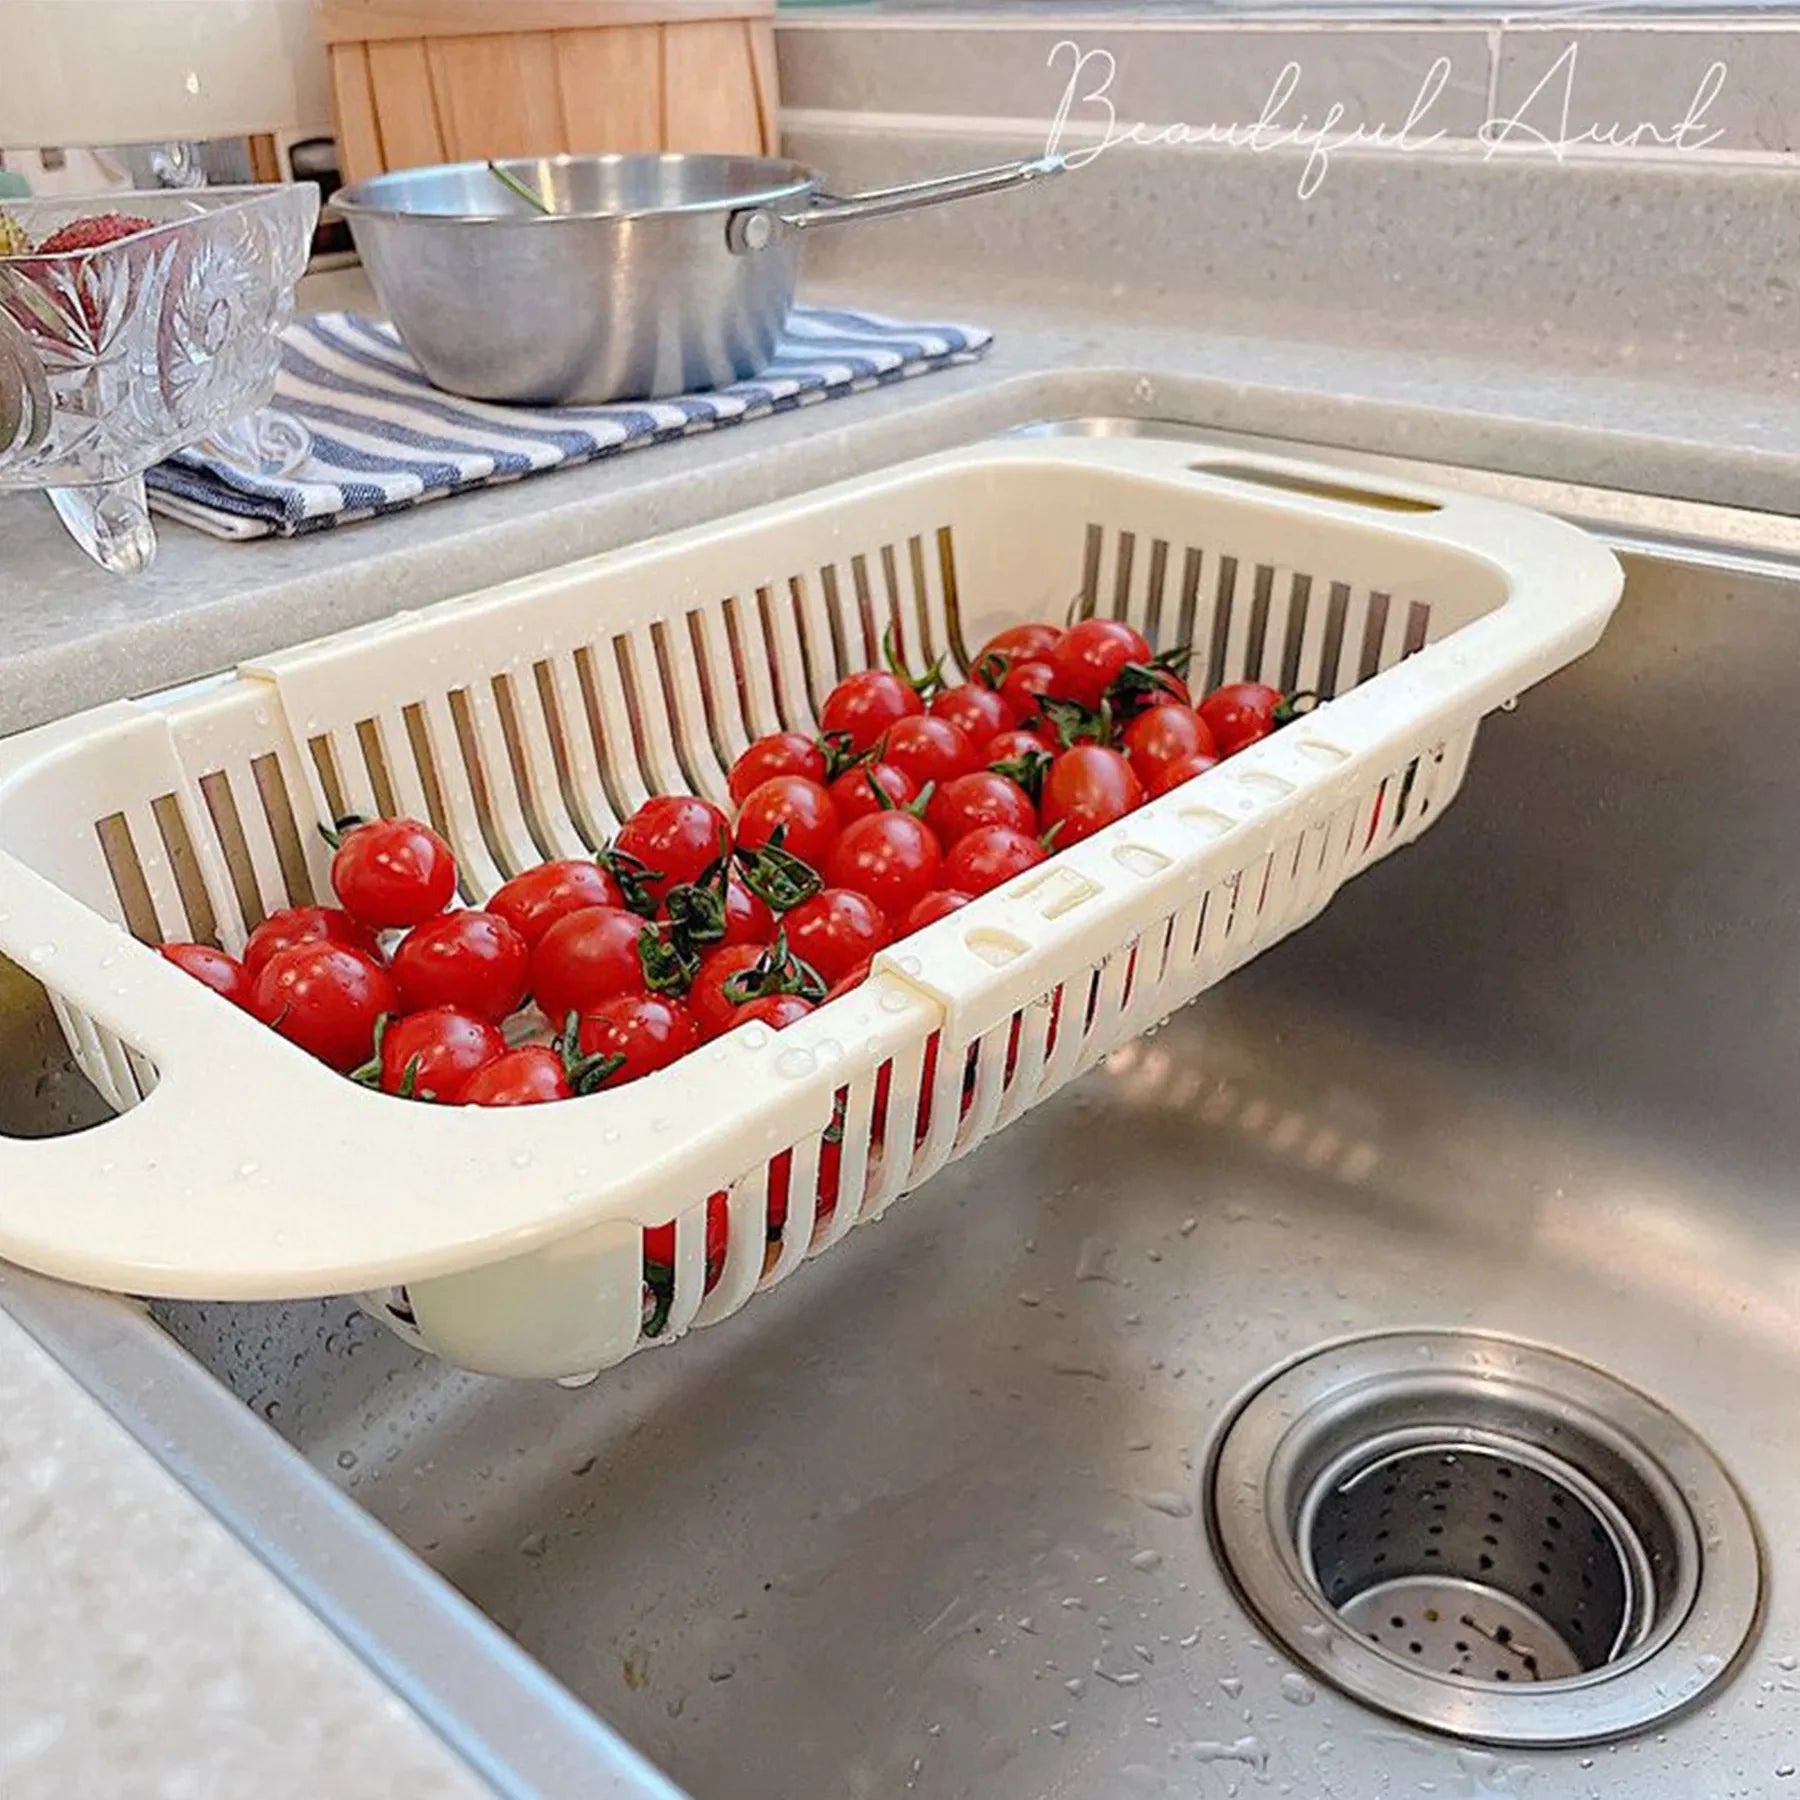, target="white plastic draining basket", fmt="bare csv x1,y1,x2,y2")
0,437,1621,1377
